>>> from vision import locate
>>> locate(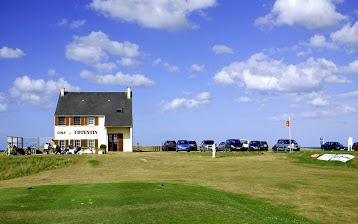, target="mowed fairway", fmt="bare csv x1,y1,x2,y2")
0,151,357,224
